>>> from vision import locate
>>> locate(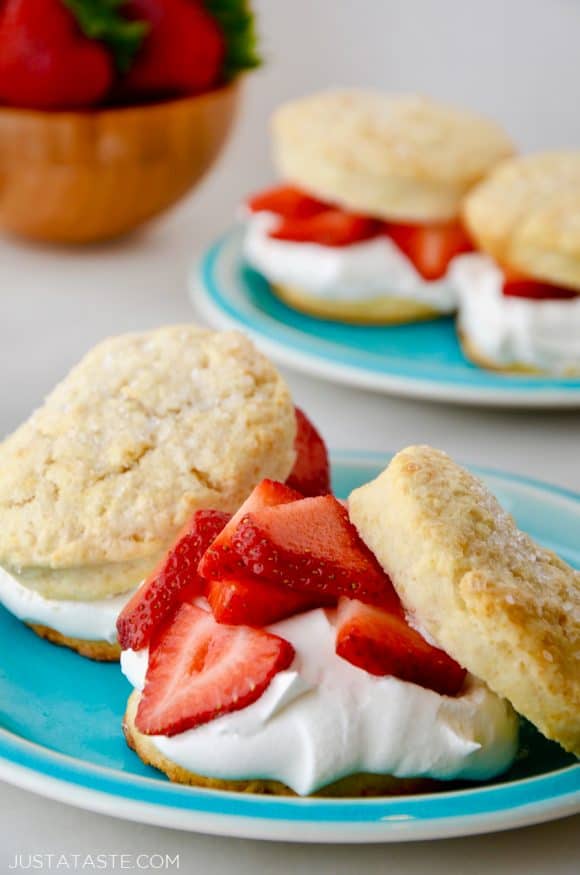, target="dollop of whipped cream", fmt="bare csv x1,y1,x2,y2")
243,212,458,313
453,254,580,374
122,606,518,795
0,565,136,643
